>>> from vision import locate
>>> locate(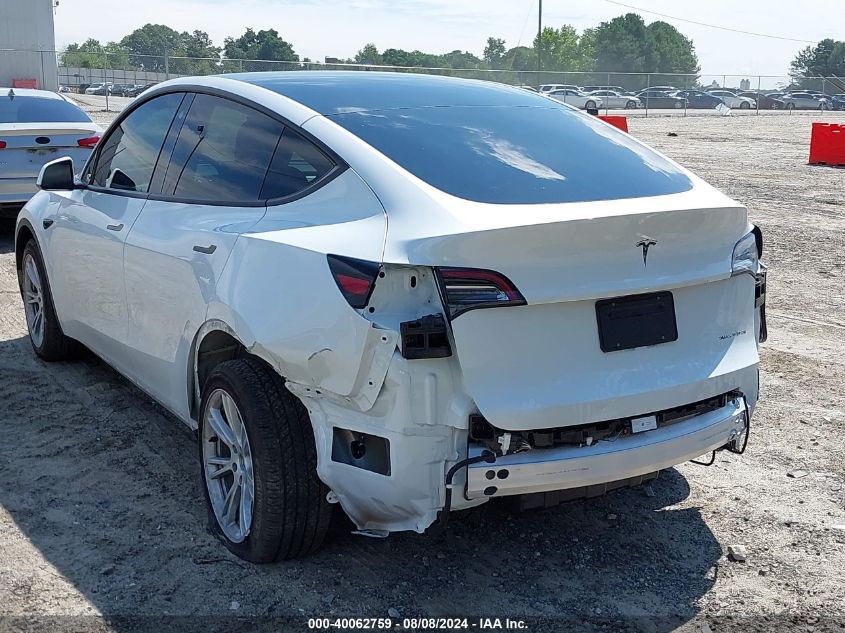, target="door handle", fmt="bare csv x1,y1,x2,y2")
106,223,124,231
193,244,217,254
